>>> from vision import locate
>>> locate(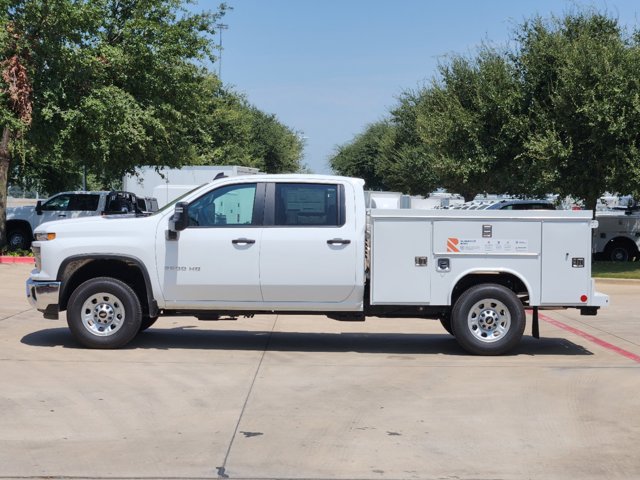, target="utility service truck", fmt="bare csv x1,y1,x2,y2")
26,175,608,355
593,209,640,261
